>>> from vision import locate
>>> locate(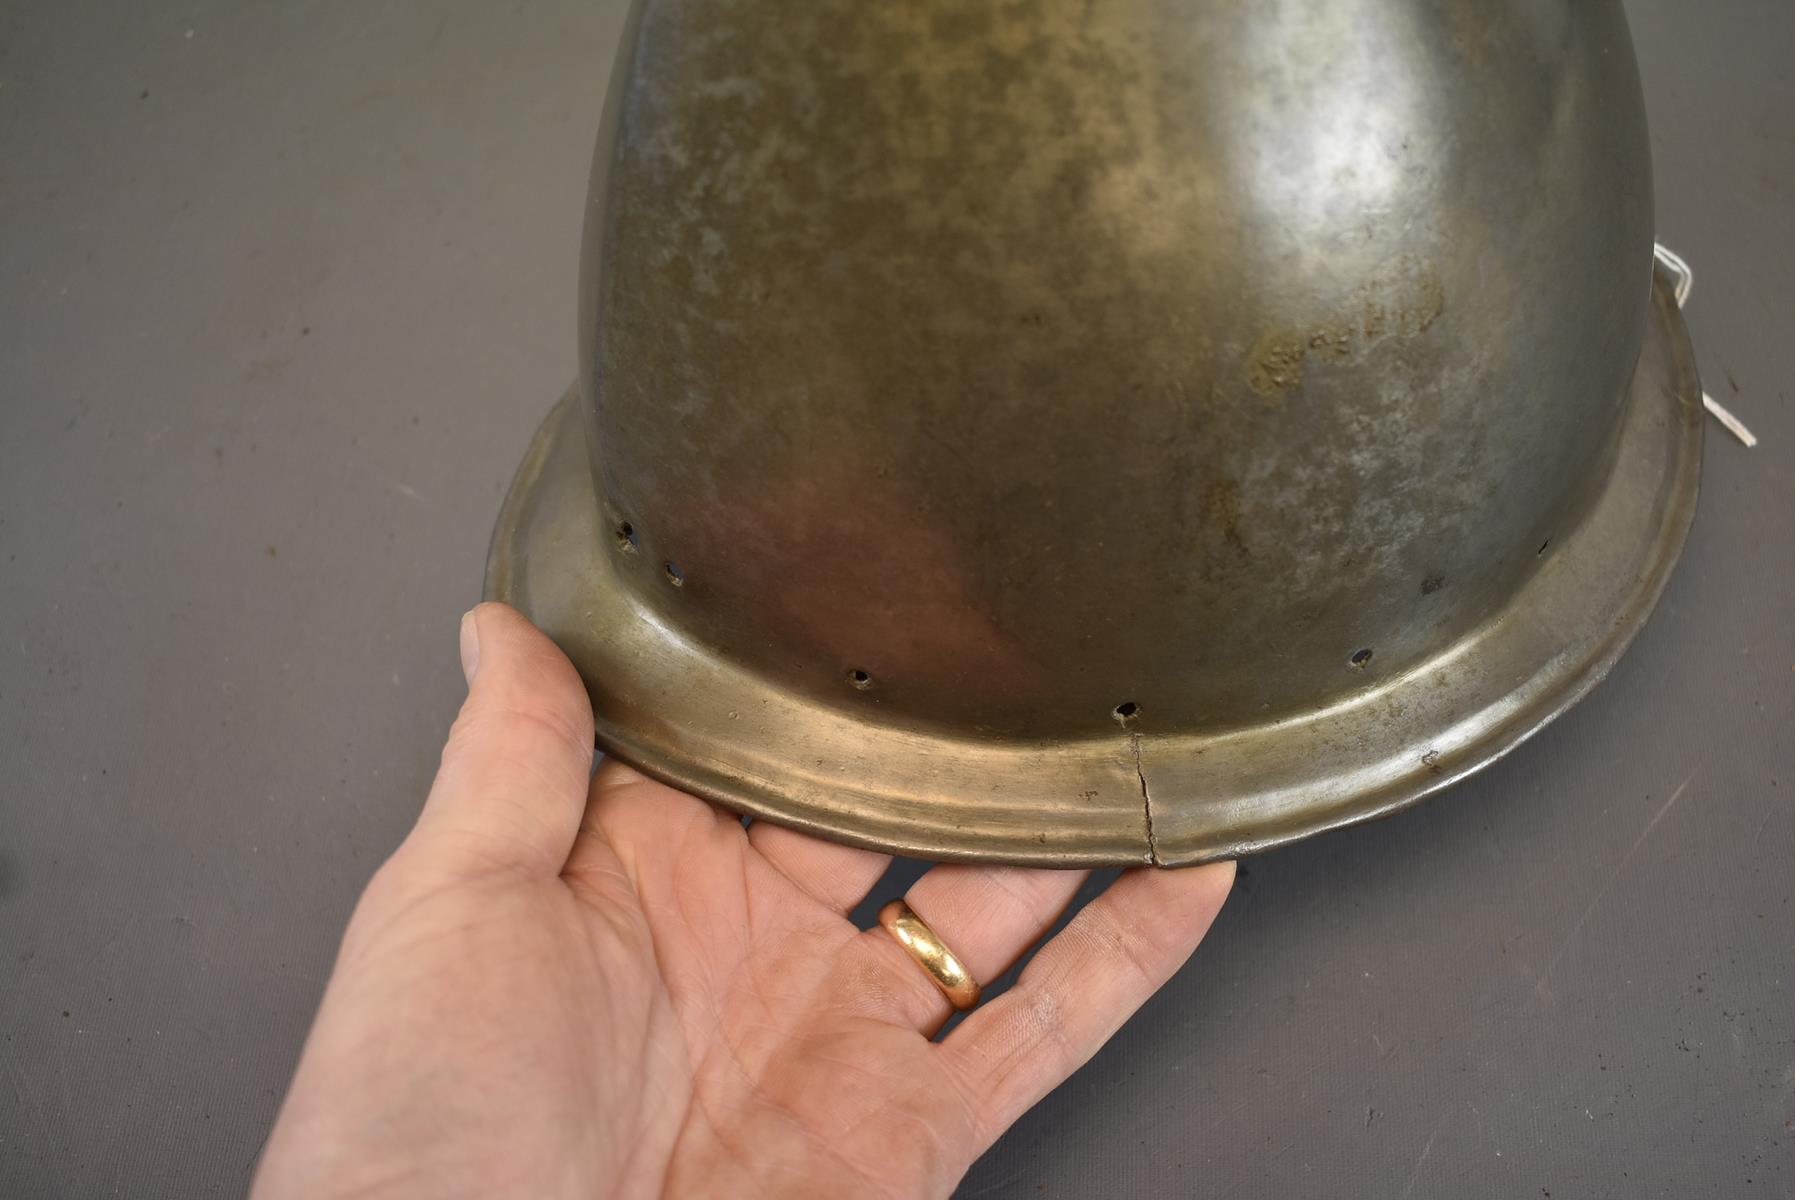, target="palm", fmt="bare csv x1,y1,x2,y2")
565,766,980,1198
255,605,1231,1200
